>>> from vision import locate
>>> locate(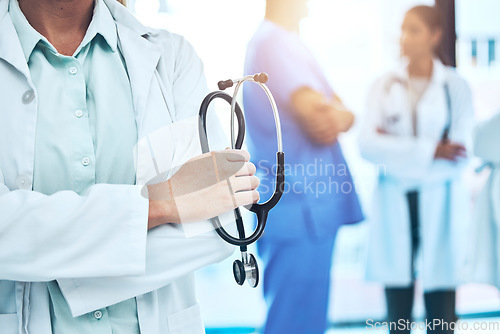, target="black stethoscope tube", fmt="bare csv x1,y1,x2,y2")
198,91,285,249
